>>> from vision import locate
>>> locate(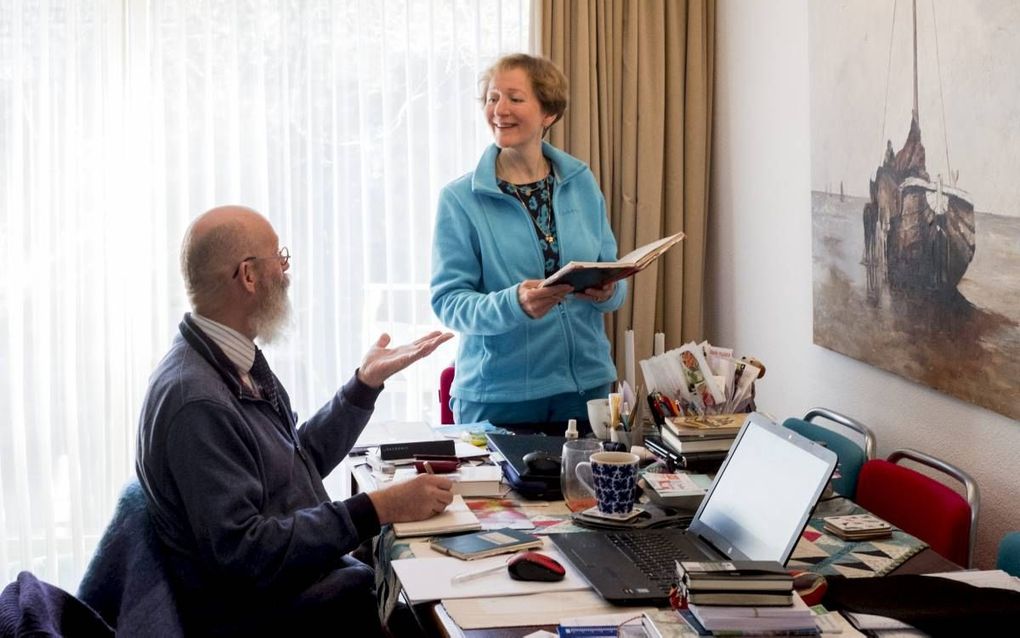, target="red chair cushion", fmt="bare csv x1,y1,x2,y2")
439,366,455,425
856,459,971,566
